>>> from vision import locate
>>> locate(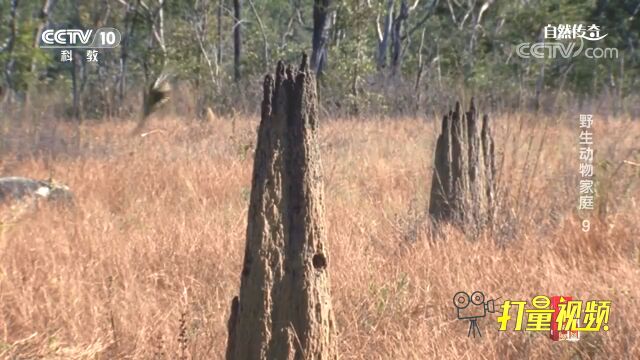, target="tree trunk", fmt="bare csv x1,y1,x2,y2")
414,28,426,113
233,0,242,81
247,0,269,73
118,2,137,112
1,0,19,102
376,0,394,70
311,0,332,76
390,0,408,77
226,55,337,360
27,0,57,106
71,51,81,119
217,0,223,67
33,1,57,53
